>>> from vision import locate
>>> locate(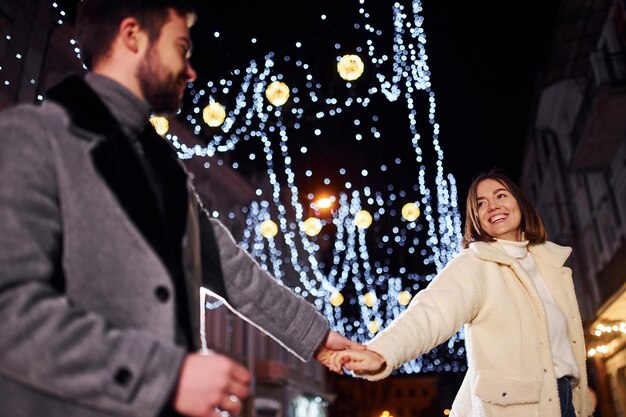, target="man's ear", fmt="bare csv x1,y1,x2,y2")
118,17,148,54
